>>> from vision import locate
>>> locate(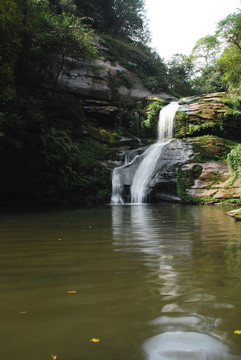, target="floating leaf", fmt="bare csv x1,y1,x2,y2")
50,354,57,360
90,338,100,343
67,290,76,294
234,330,241,334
